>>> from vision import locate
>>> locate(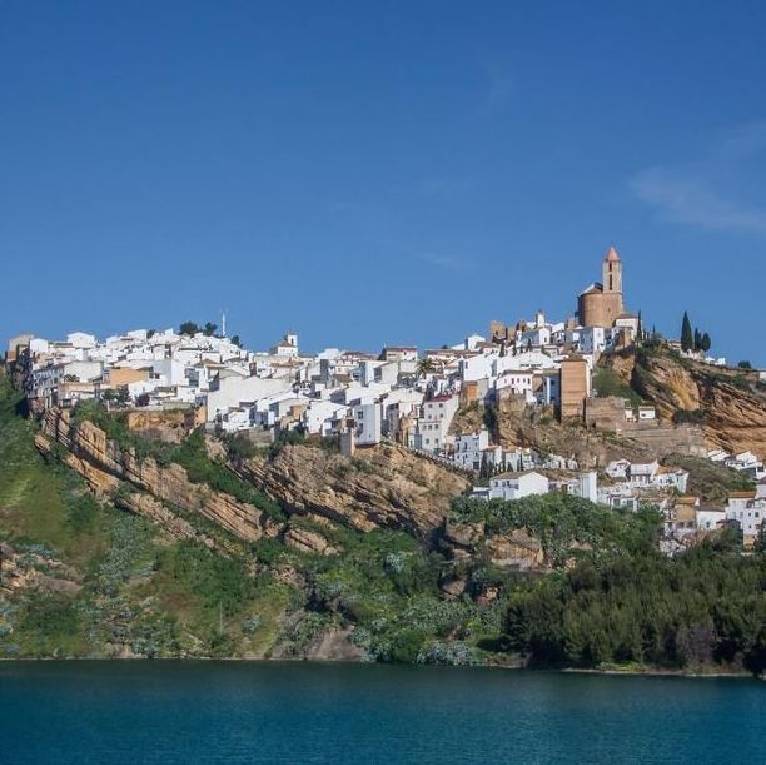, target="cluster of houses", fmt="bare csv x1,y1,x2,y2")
6,247,765,550
706,449,765,480
7,250,647,452
9,322,593,445
469,454,766,552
